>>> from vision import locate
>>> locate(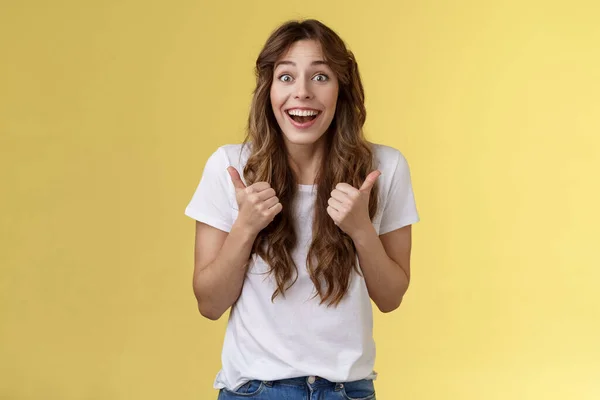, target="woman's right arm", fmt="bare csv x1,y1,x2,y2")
192,220,257,320
192,166,282,320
